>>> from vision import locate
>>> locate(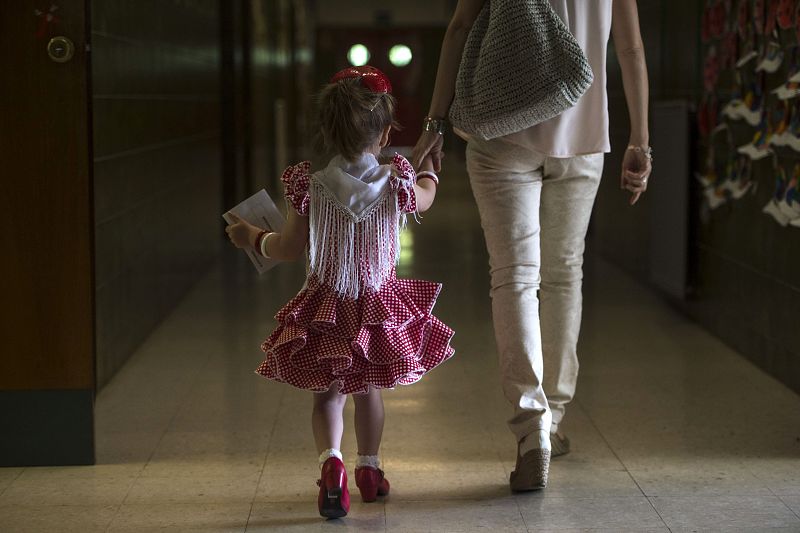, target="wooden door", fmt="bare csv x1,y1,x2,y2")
0,0,94,465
